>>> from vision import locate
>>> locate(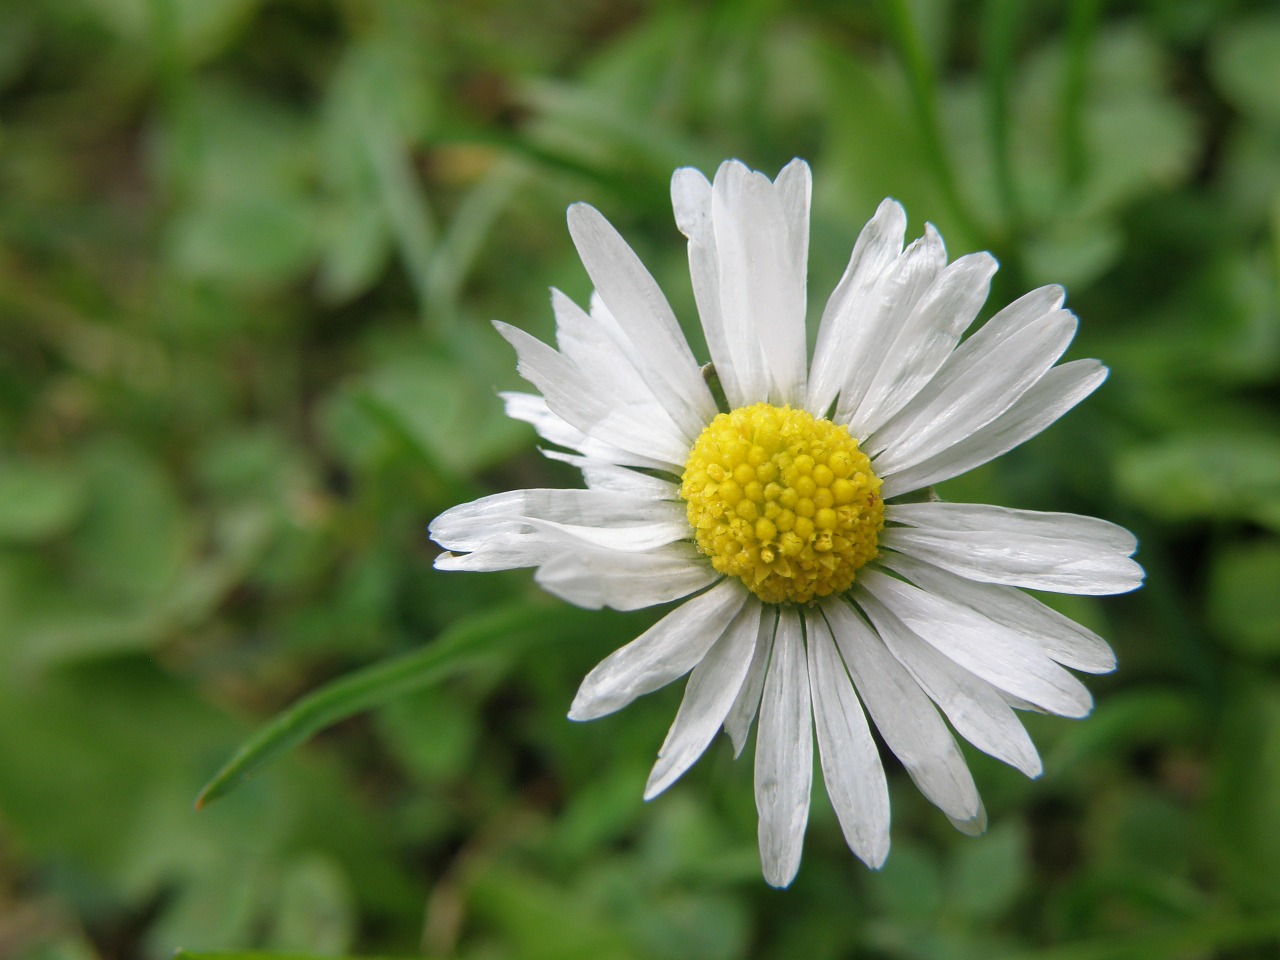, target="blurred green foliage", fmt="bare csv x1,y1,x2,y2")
1,0,1279,958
